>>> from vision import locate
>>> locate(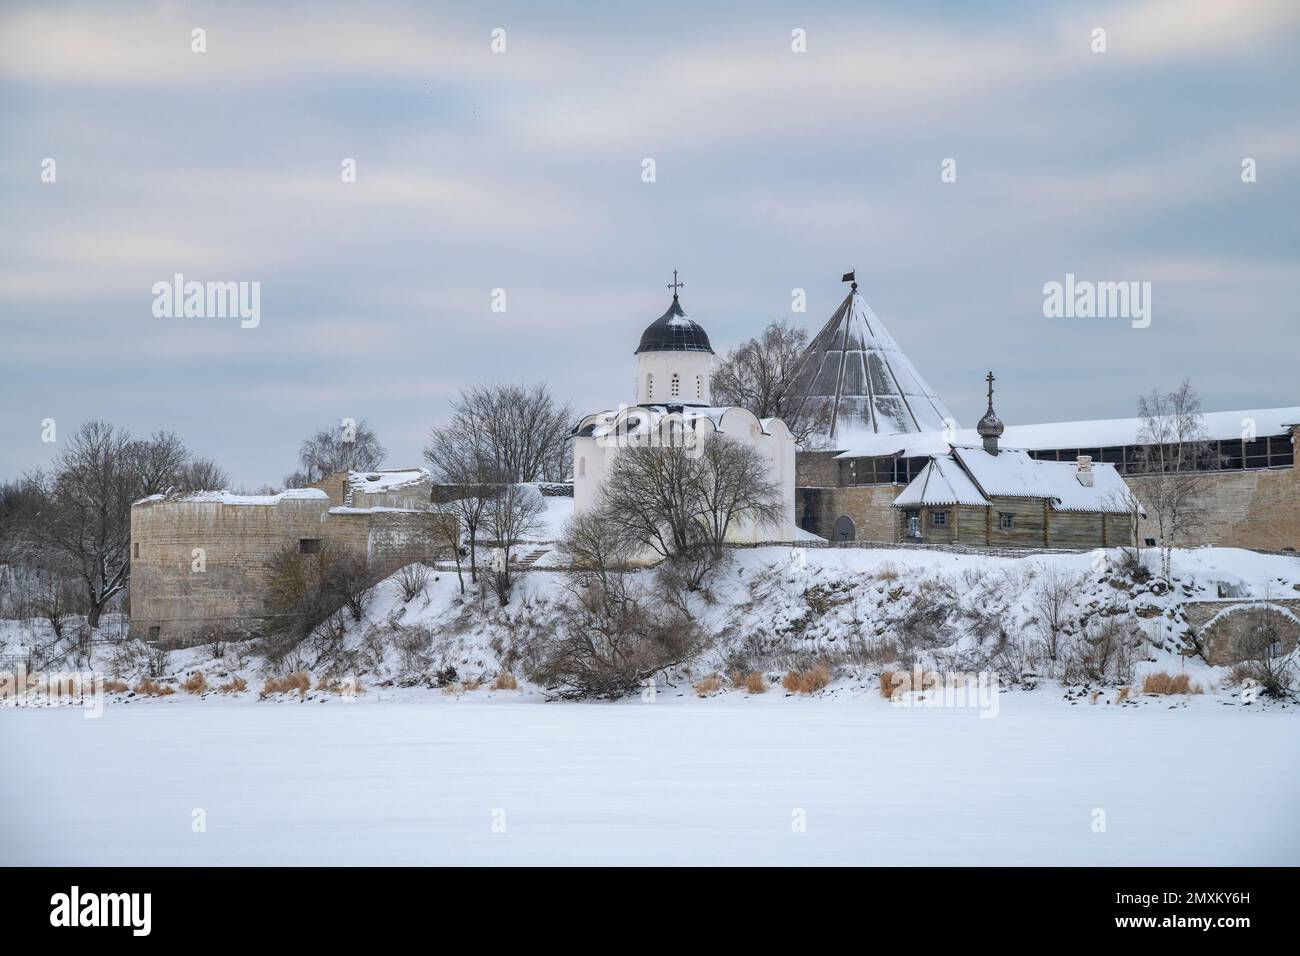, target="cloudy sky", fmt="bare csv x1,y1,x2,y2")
2,0,1298,487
